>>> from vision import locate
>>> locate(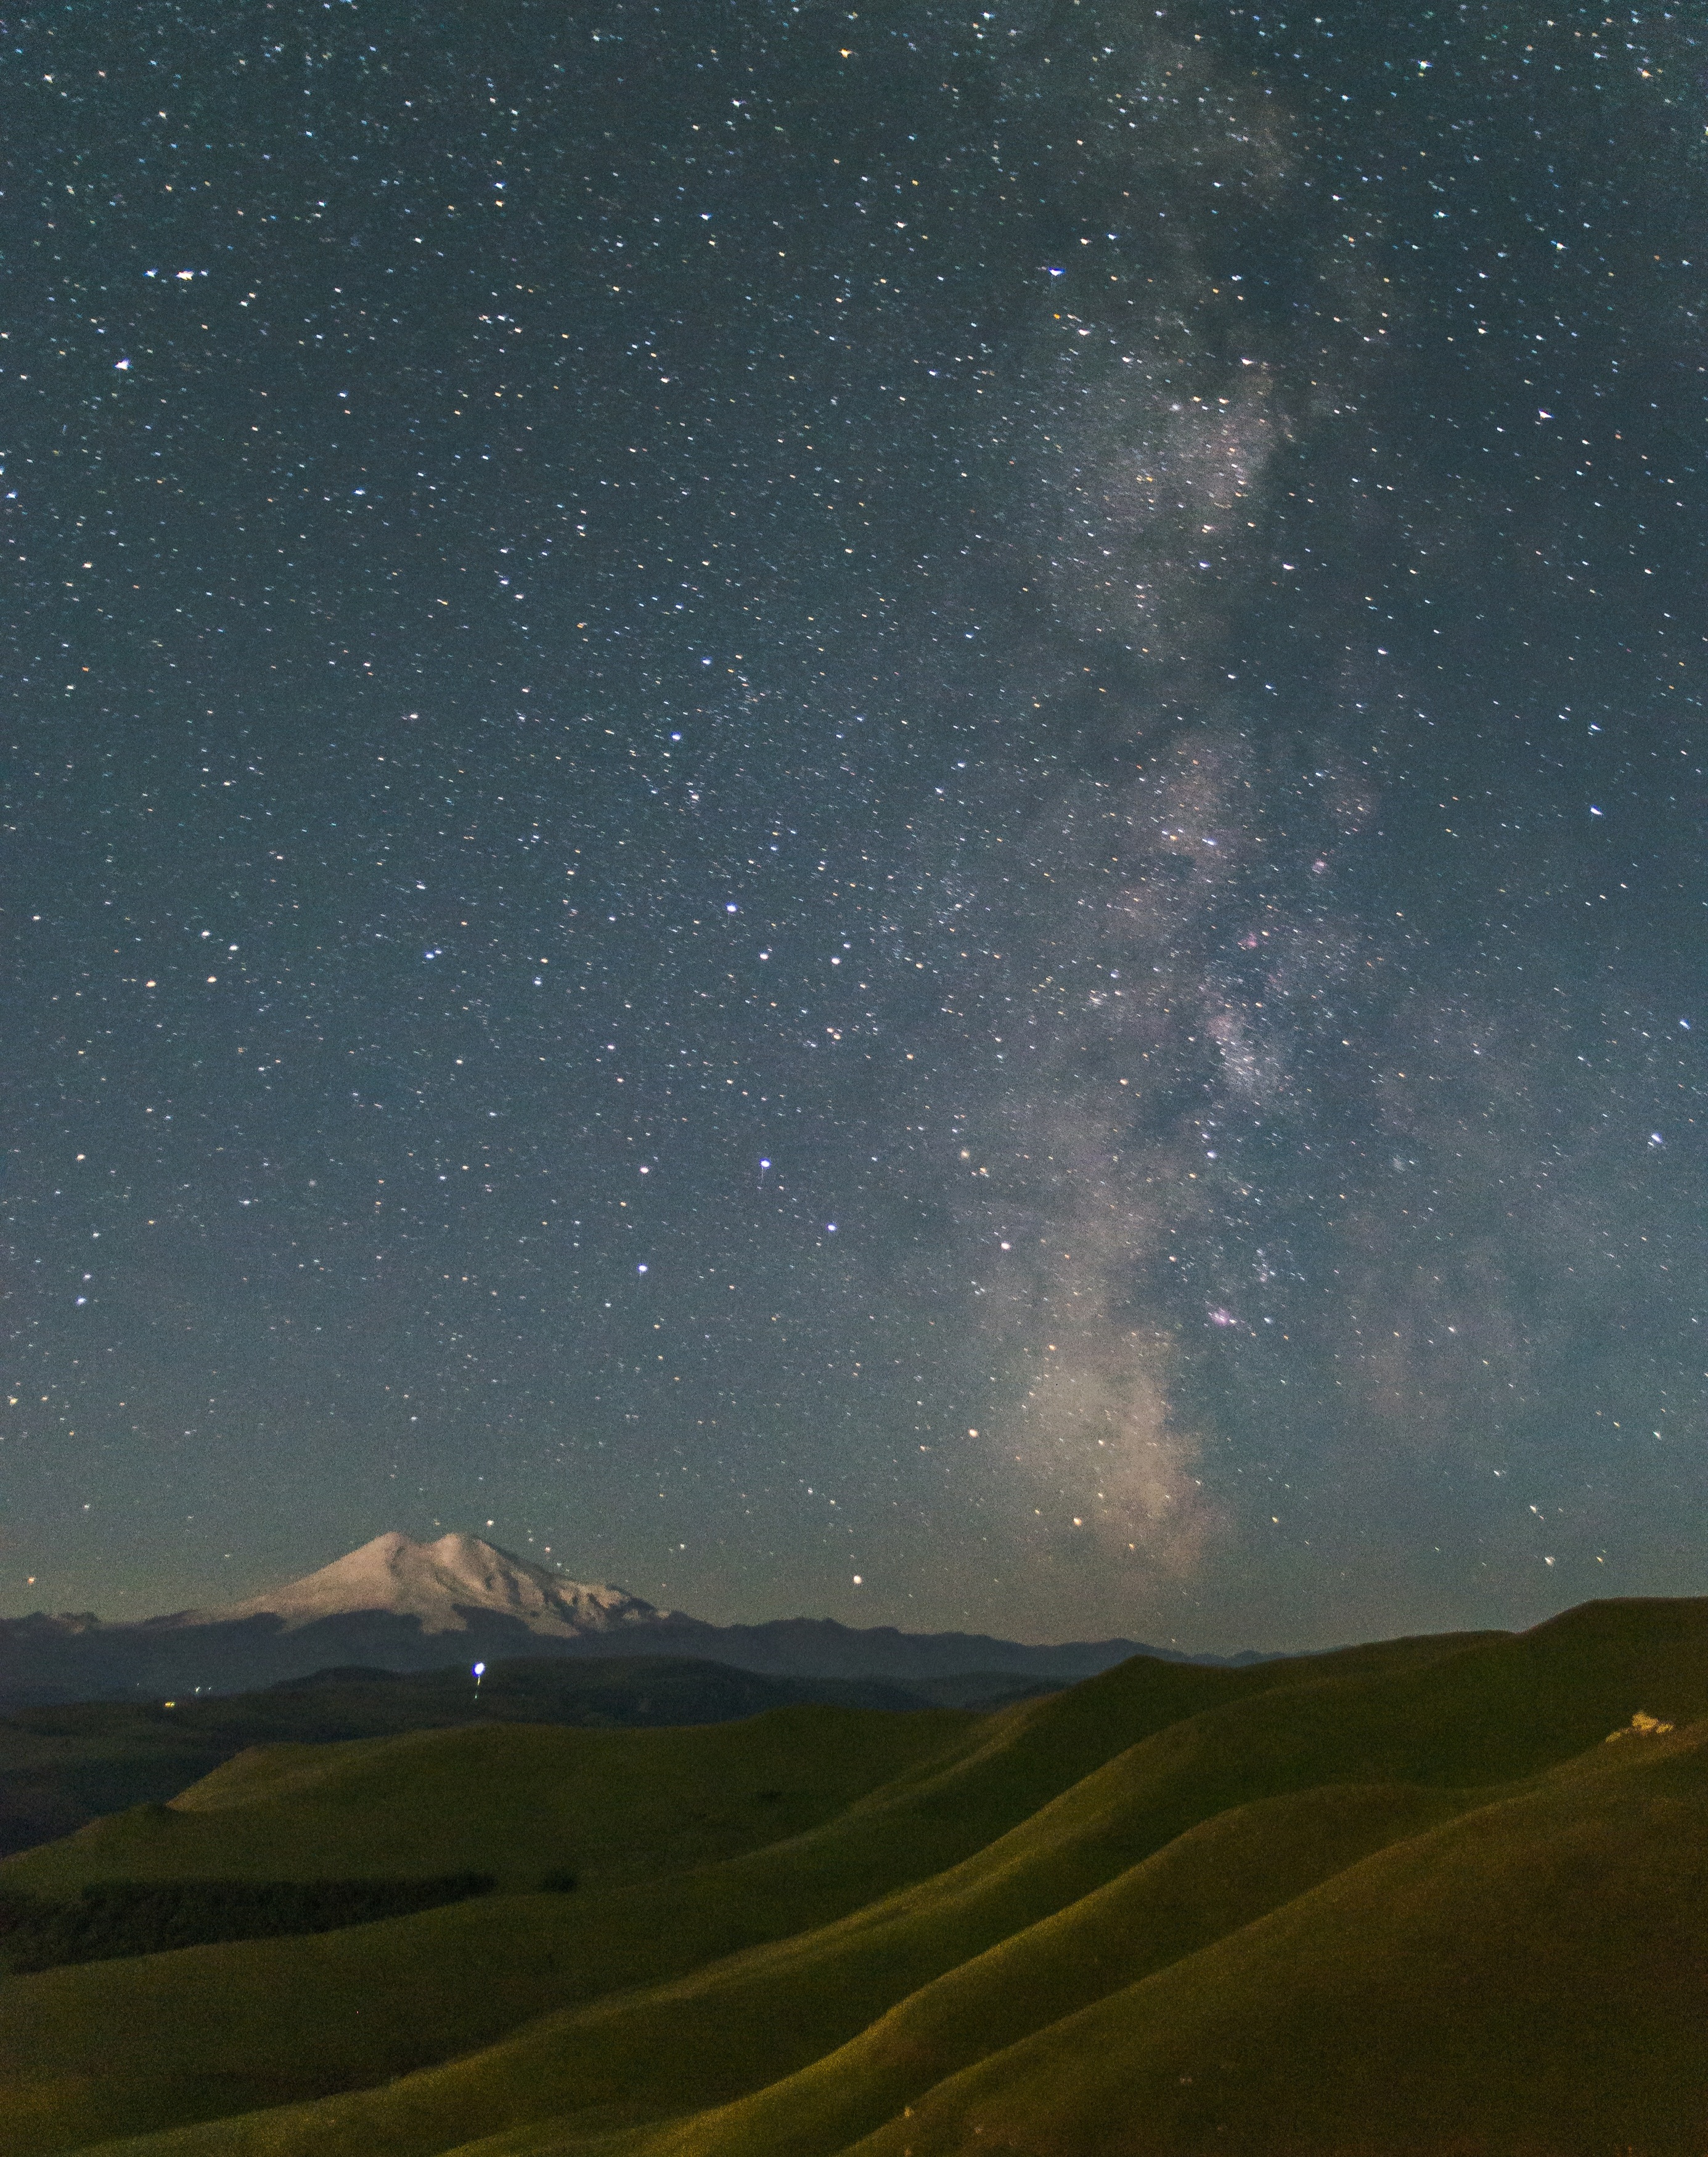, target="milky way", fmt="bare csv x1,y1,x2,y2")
3,2,1703,1647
